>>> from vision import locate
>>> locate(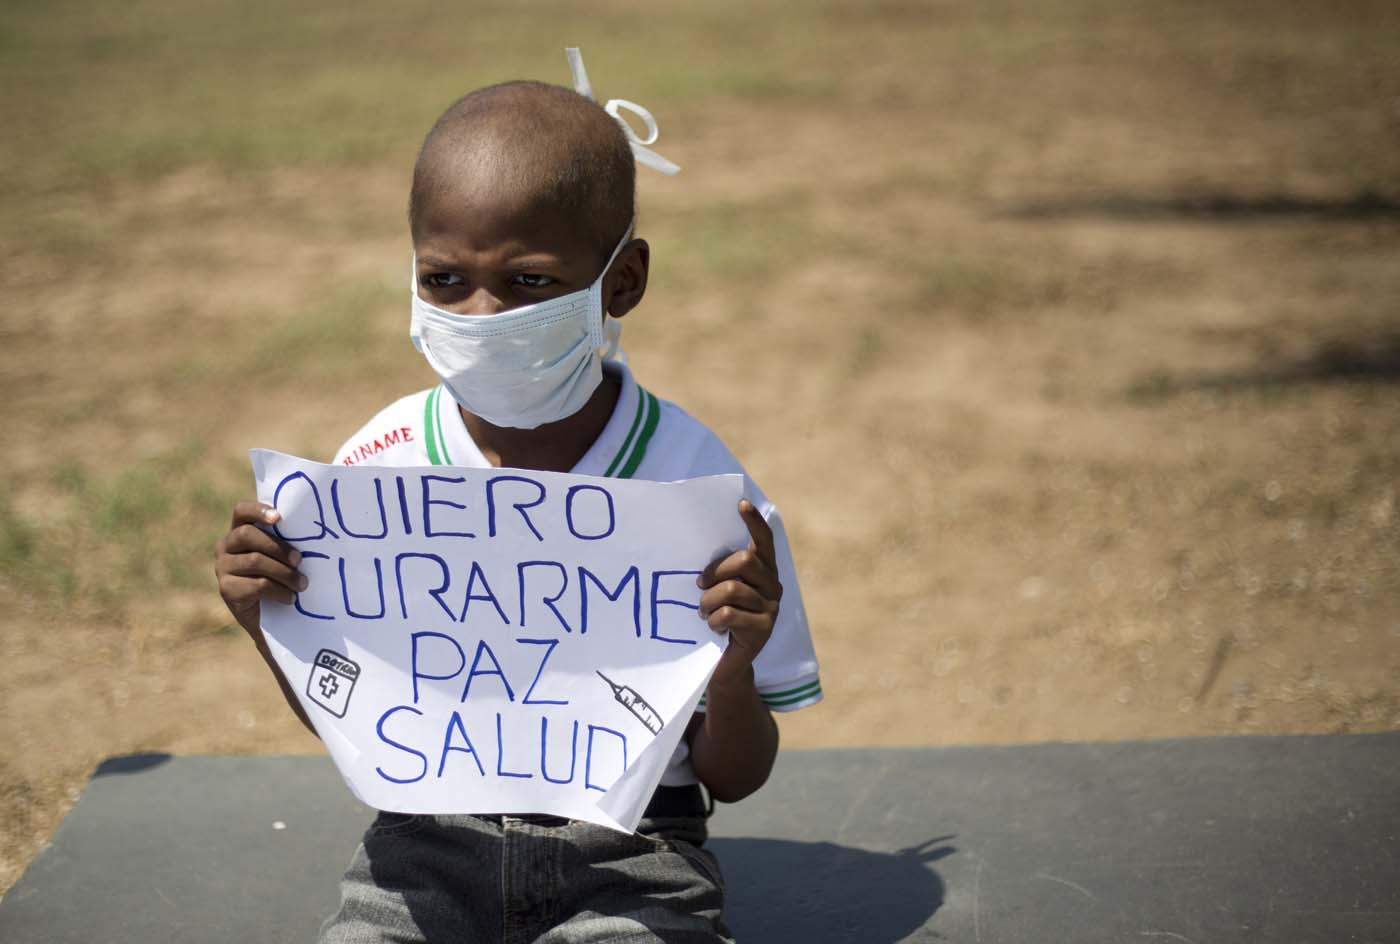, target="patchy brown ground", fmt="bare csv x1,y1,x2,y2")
2,0,1399,893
